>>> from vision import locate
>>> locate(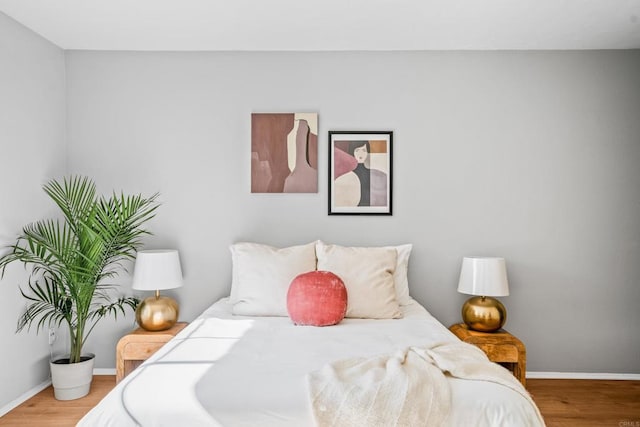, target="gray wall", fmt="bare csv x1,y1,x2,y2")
65,50,640,374
0,13,66,410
